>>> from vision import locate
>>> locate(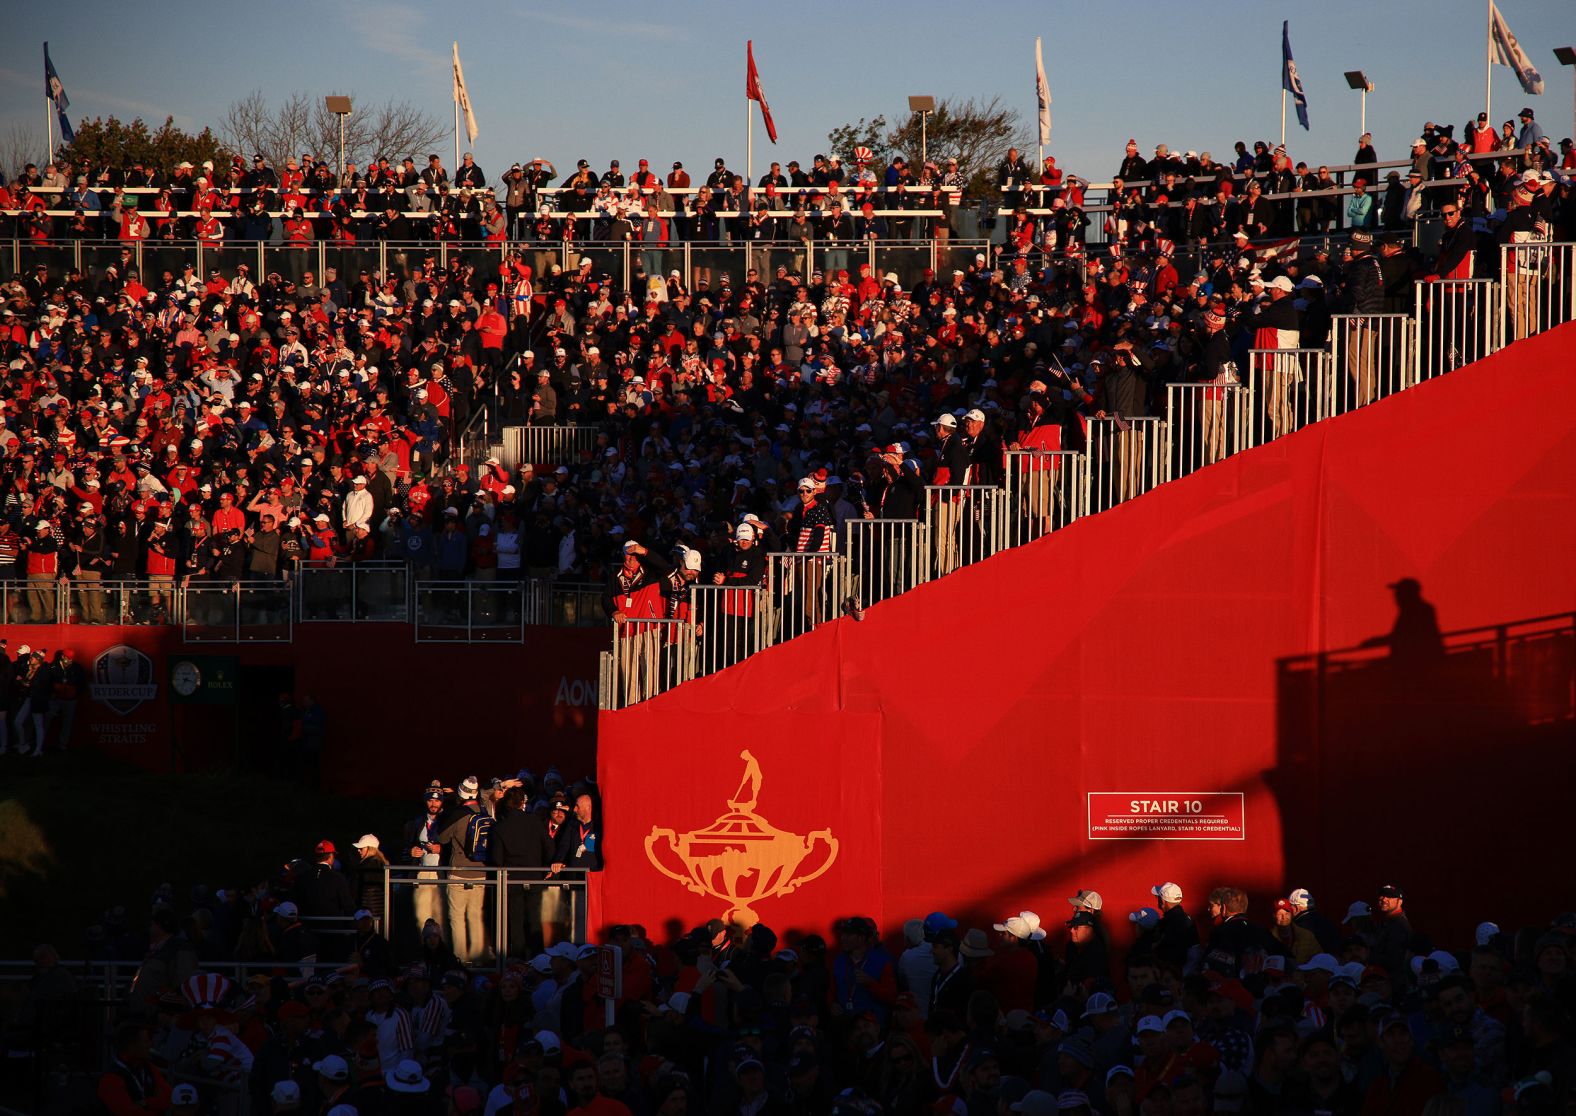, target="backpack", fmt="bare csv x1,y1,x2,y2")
463,810,492,863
